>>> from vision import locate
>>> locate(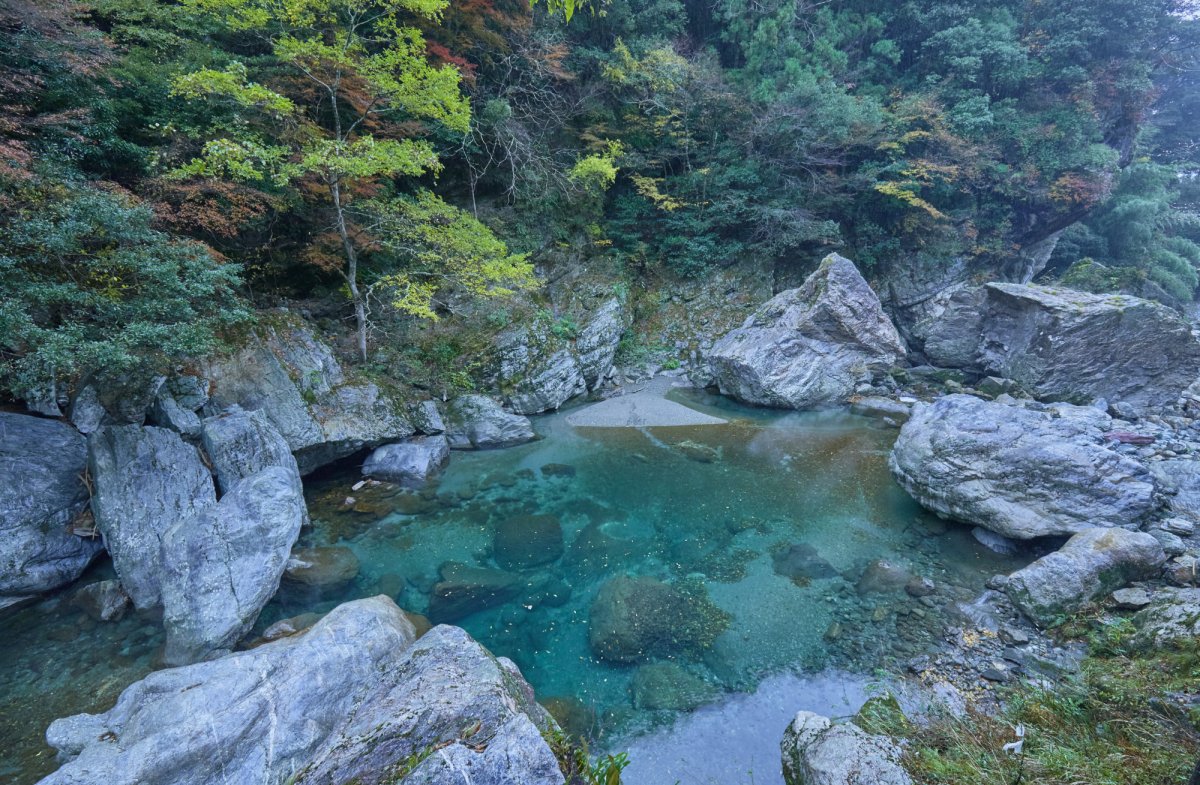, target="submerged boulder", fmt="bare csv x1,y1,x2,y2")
709,254,906,410
588,575,730,663
780,711,911,785
160,467,305,665
0,413,101,600
283,546,361,590
89,425,216,609
202,316,414,474
889,395,1155,539
494,514,565,570
38,596,564,785
1005,528,1166,626
427,562,524,622
978,283,1200,409
71,580,131,623
630,662,718,711
361,435,450,486
444,395,536,450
